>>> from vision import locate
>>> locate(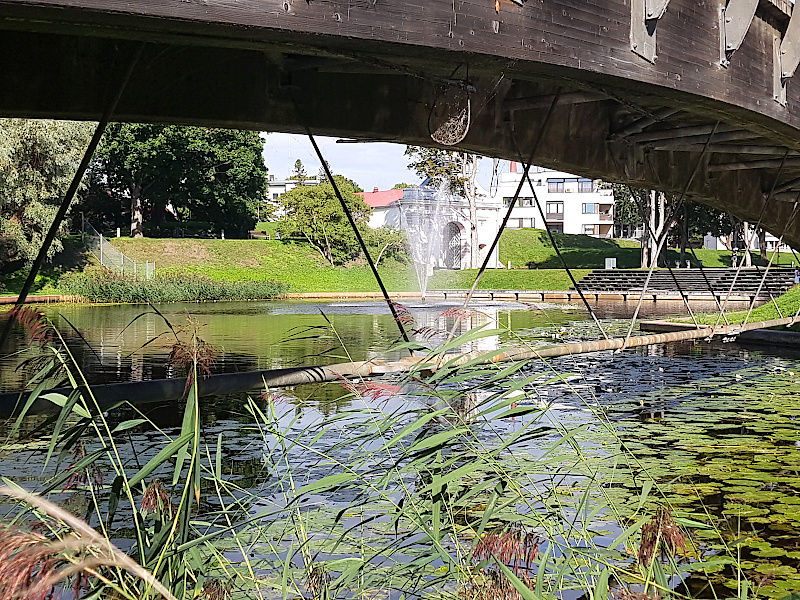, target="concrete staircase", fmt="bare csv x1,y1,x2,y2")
573,268,796,298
